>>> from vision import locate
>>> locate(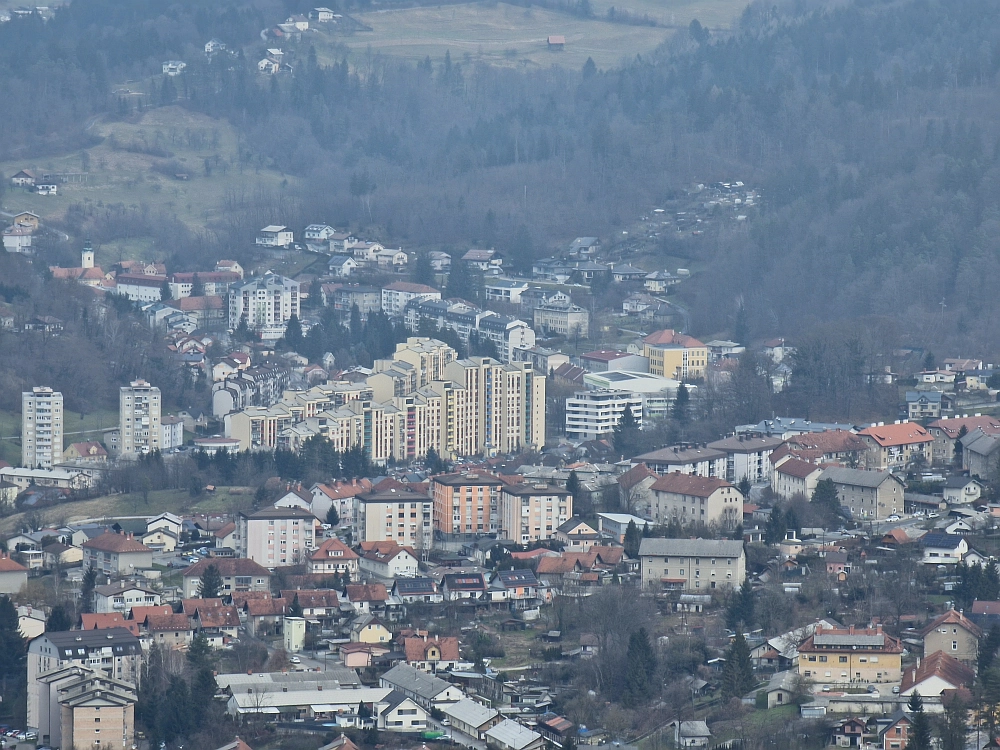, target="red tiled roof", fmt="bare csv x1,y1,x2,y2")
649,472,734,497
775,457,823,479
643,329,705,348
786,430,866,454
81,613,140,636
145,613,193,631
972,601,1000,616
920,609,983,639
68,441,108,458
82,531,151,554
404,635,460,663
345,583,388,602
0,554,27,573
244,598,288,616
182,598,223,615
900,650,974,694
129,605,173,621
182,557,270,578
280,589,339,609
214,522,236,539
310,537,359,561
197,604,240,627
313,479,373,500
858,422,933,447
617,463,657,490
